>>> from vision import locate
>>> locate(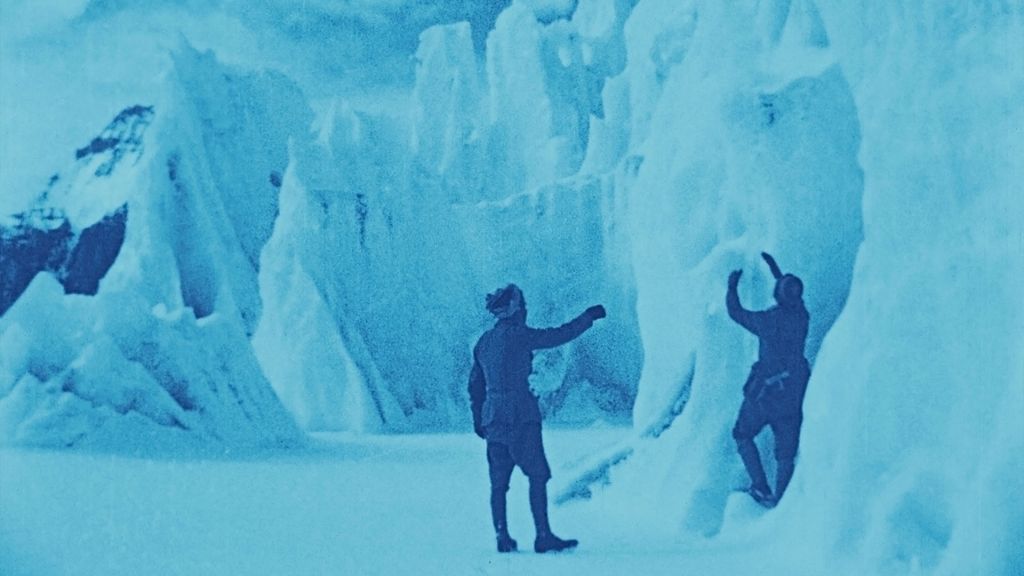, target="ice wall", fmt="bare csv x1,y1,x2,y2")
566,0,1022,574
621,0,862,431
454,176,642,422
254,14,643,431
0,44,306,450
559,0,863,538
253,107,415,432
483,1,621,200
452,0,644,423
782,3,1024,574
168,45,313,334
1,0,647,437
